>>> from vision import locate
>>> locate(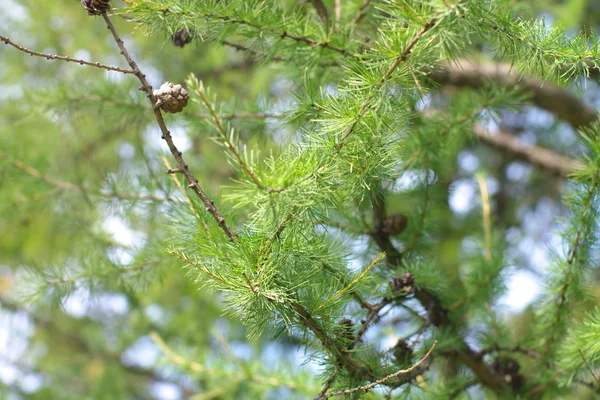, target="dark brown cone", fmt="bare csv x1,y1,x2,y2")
172,29,194,48
392,339,413,364
390,272,415,294
81,0,111,15
336,318,355,344
492,358,525,391
382,213,408,236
